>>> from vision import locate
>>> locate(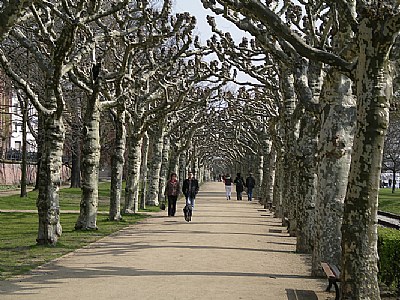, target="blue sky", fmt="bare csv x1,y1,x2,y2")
172,1,256,85
173,0,246,44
